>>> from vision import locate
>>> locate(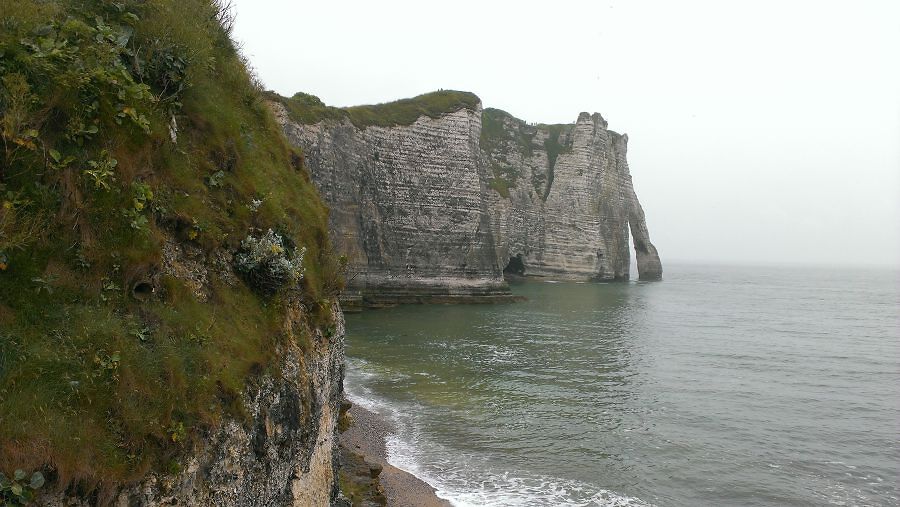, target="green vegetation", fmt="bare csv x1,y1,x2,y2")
488,175,513,198
540,123,571,200
480,108,574,200
542,124,569,173
234,229,307,296
0,0,339,496
0,469,44,506
480,107,535,158
267,91,346,125
272,90,481,129
481,109,529,198
337,448,387,506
